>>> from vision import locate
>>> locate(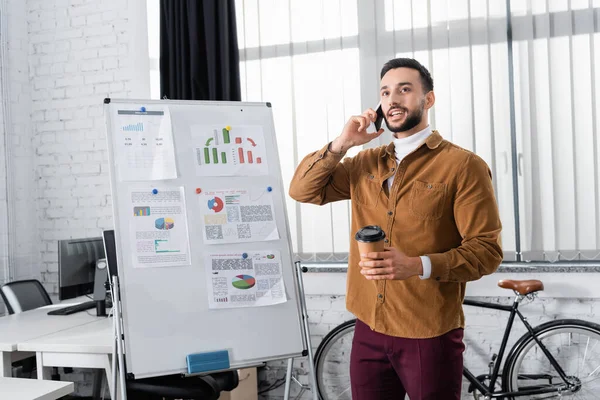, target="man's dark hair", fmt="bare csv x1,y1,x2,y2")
380,58,434,93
